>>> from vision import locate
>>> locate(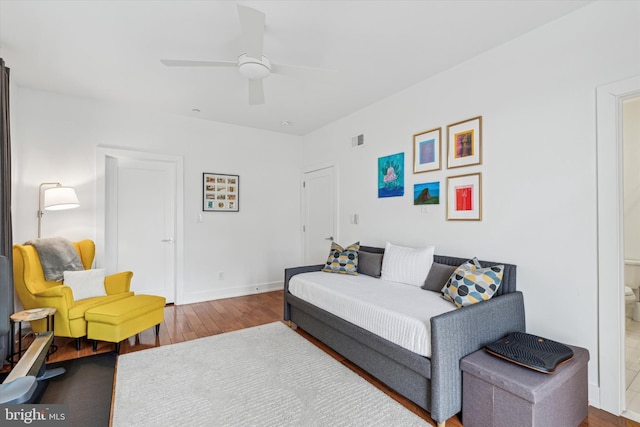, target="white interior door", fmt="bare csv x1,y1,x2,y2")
303,166,336,264
108,157,176,303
